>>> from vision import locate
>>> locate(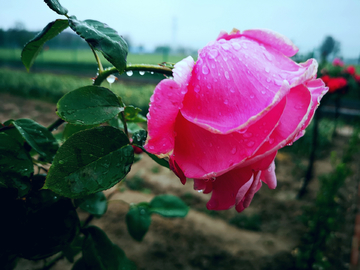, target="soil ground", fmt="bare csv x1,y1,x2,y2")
0,93,358,270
